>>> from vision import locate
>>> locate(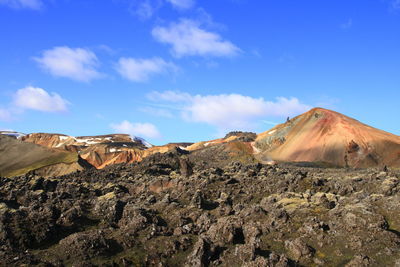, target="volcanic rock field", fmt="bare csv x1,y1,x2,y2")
1,149,400,267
